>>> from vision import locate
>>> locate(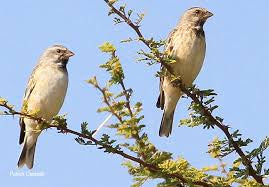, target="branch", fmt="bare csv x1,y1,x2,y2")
54,127,211,187
96,84,124,123
174,63,263,185
102,0,264,184
94,81,150,158
104,0,174,74
119,80,133,117
111,50,133,117
0,101,44,124
0,102,211,187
